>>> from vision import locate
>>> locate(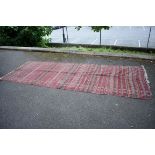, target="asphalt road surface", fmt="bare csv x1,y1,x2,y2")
51,26,155,48
0,50,155,129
